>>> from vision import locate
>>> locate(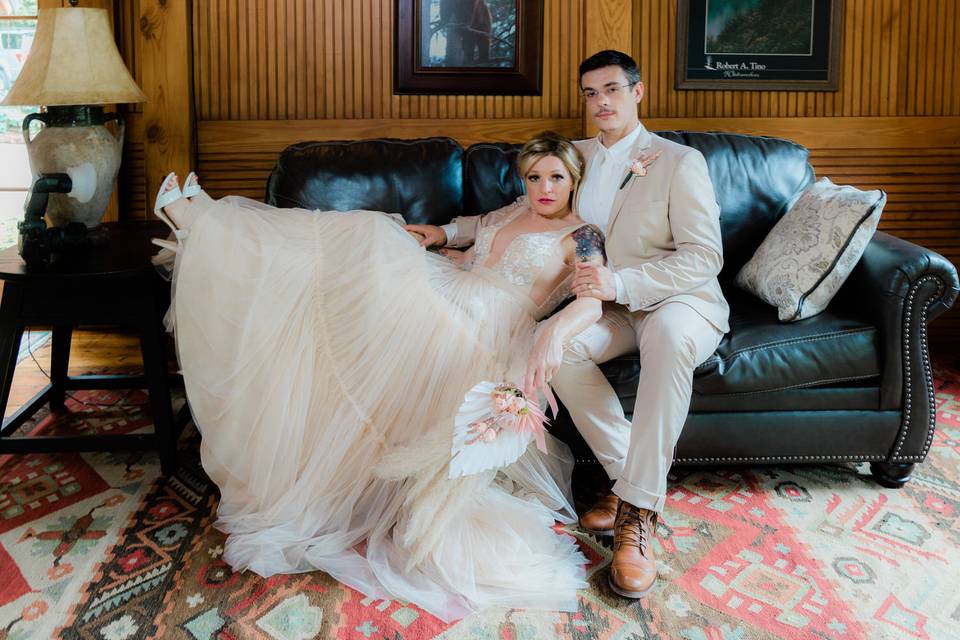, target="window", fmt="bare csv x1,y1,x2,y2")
0,0,37,248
